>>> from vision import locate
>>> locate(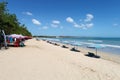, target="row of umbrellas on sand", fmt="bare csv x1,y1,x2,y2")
7,34,32,39
8,34,24,38
62,40,105,58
